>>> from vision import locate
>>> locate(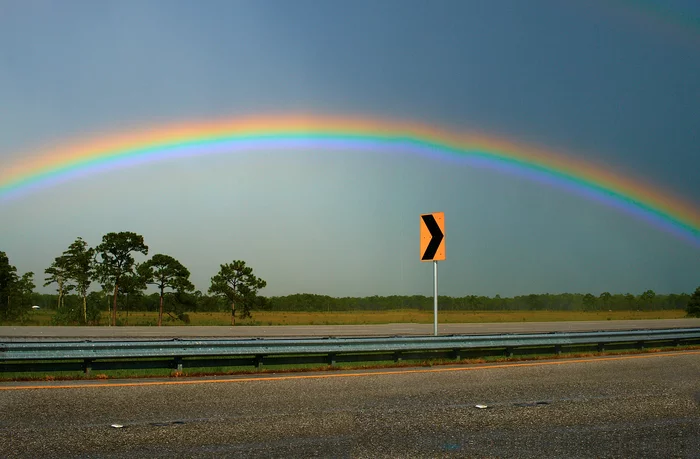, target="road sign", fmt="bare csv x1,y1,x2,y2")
420,212,445,261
